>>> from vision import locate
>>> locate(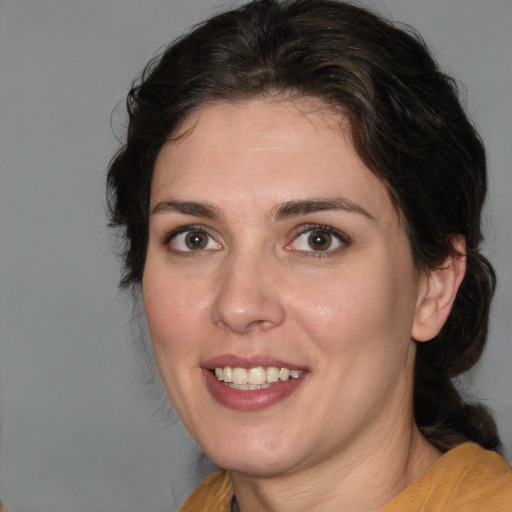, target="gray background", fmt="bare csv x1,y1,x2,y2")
0,1,510,511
